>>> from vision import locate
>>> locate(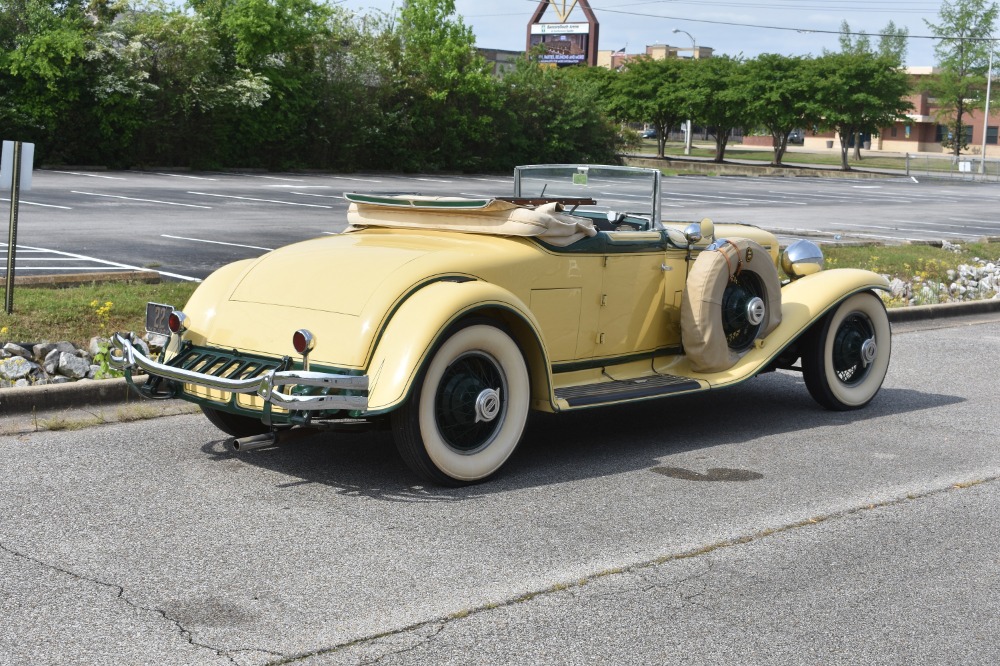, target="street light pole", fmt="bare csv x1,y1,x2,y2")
981,40,994,177
673,28,695,156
